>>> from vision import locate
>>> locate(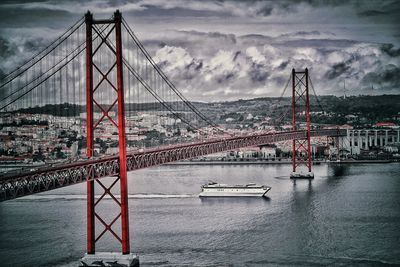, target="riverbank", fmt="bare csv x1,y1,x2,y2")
166,159,396,165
